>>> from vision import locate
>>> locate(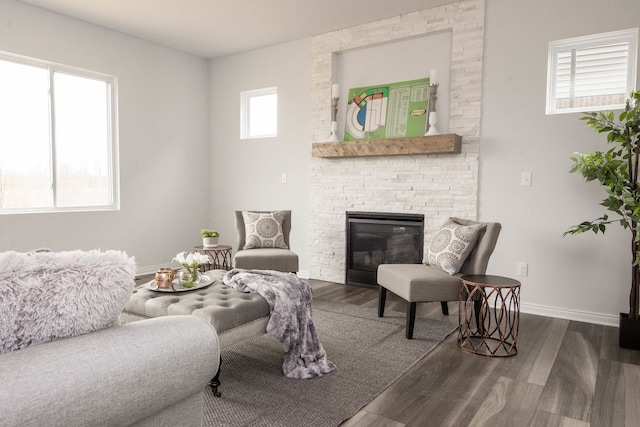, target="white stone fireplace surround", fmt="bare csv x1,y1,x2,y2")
309,0,485,283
